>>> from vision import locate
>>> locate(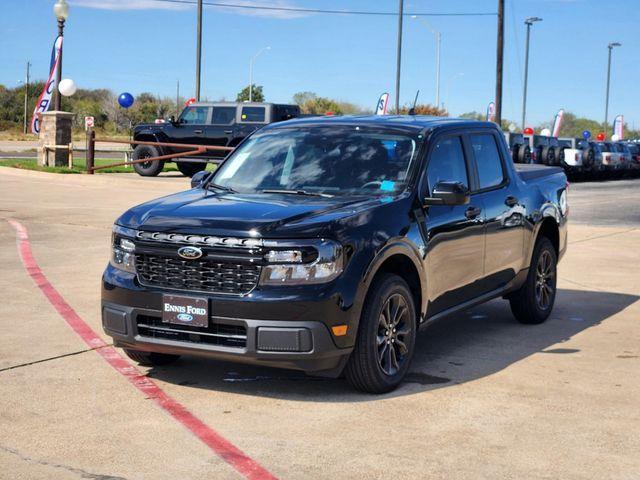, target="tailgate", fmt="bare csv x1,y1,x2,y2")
514,164,564,182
